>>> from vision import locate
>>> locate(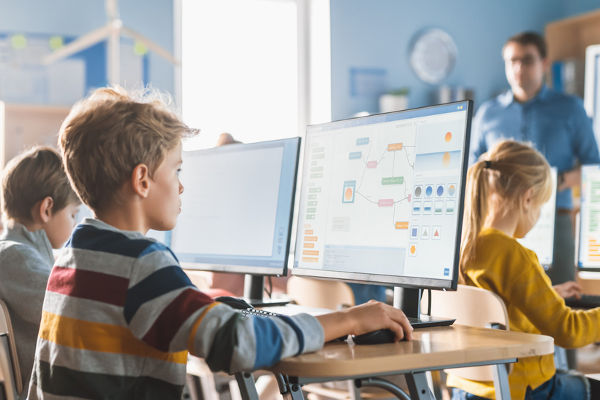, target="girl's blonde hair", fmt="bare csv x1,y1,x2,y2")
459,140,552,279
